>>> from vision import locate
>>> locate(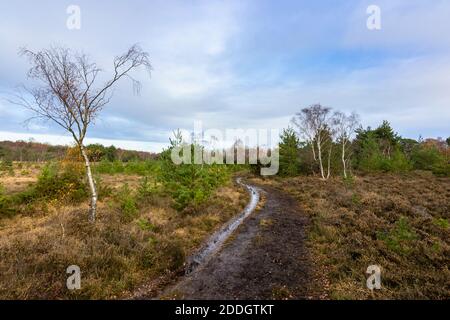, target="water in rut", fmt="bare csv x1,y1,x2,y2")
159,180,320,299
185,178,260,274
